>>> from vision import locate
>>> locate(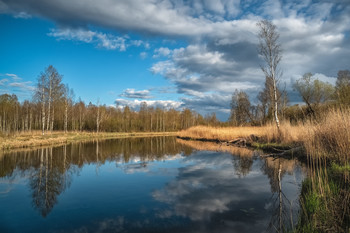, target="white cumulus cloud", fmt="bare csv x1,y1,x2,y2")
115,99,183,110
119,88,152,99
